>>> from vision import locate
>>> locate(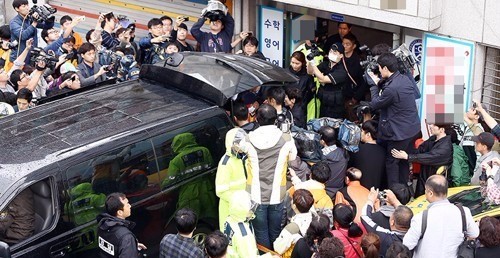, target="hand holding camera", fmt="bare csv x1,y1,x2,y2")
368,187,379,203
